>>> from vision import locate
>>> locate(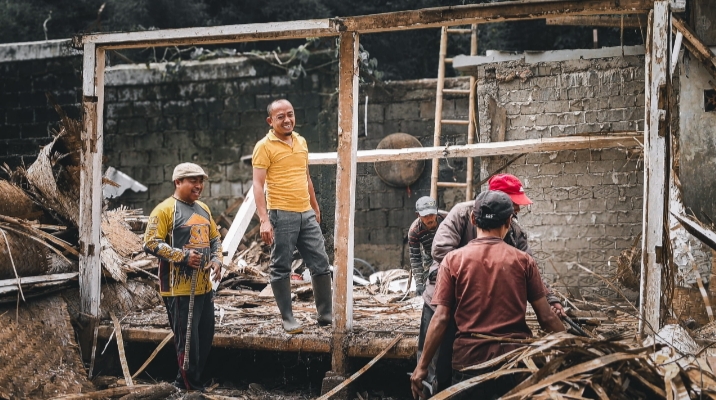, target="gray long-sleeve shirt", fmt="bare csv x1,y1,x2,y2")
423,200,561,309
